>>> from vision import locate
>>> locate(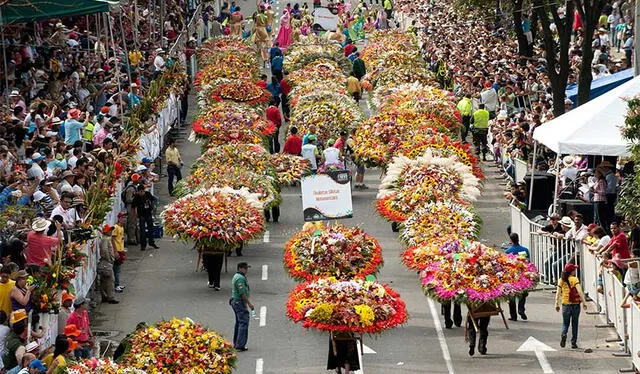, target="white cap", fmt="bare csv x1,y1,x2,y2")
33,190,47,202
